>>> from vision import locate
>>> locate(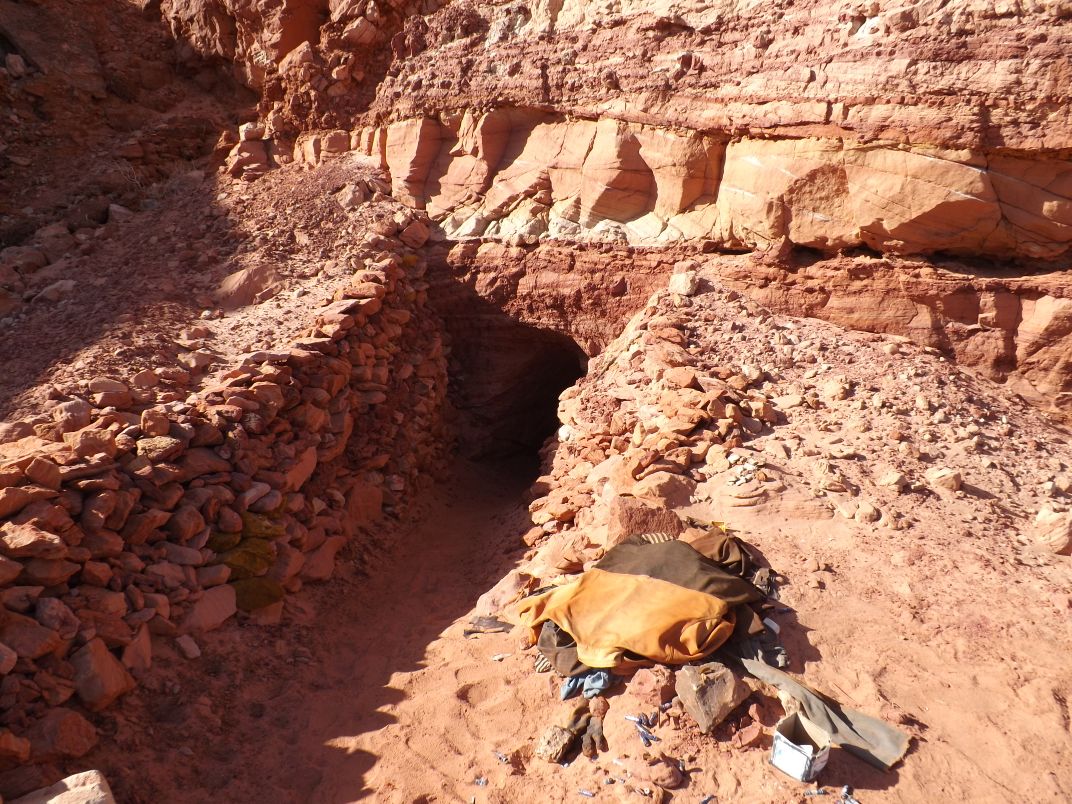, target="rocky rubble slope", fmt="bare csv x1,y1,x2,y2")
488,266,1072,801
